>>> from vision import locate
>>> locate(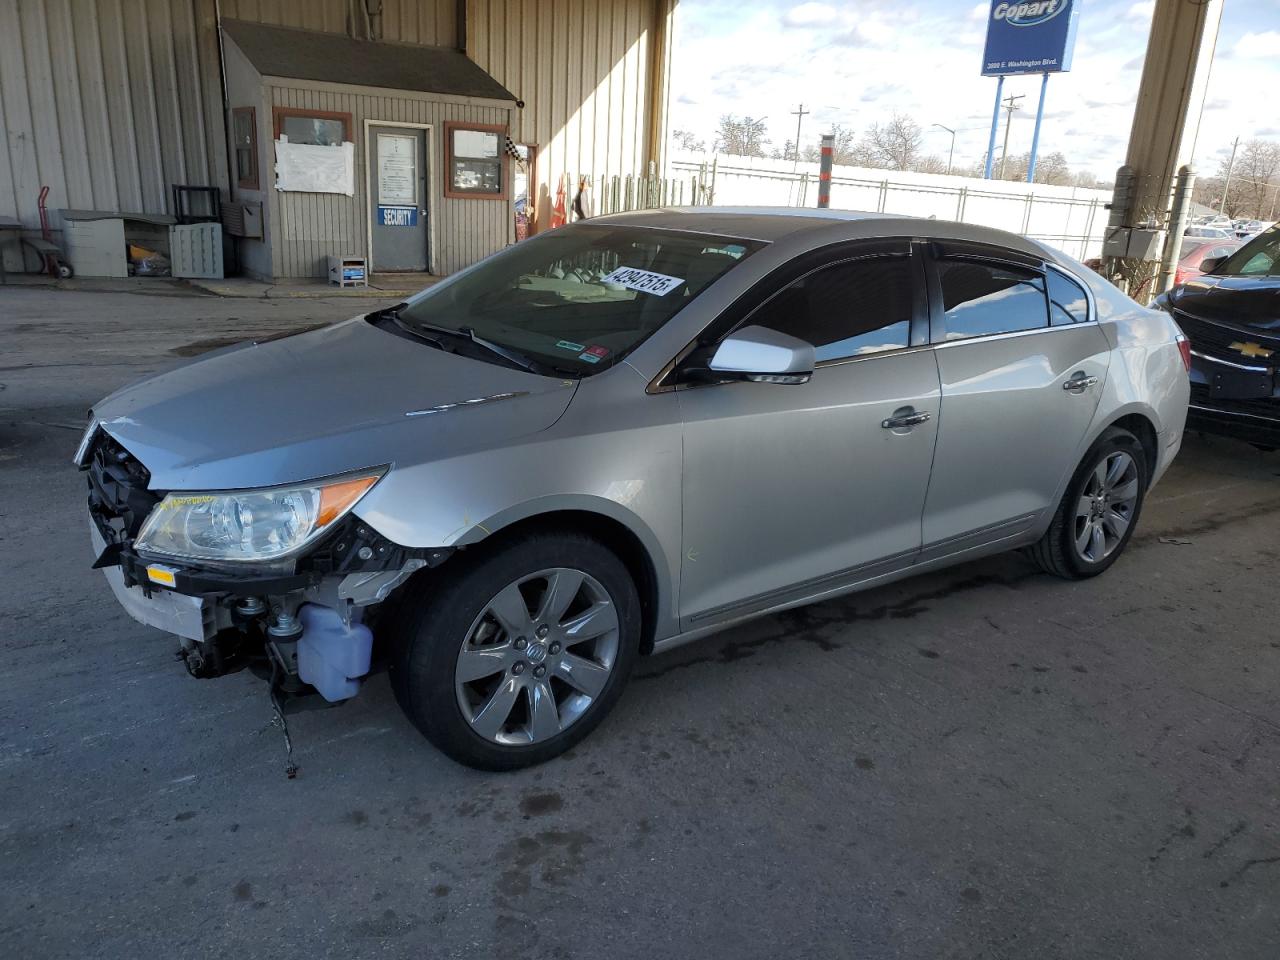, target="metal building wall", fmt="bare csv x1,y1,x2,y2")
264,80,512,278
466,0,670,227
0,0,227,239
219,0,457,45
